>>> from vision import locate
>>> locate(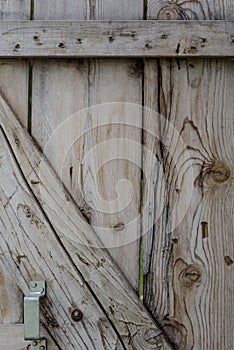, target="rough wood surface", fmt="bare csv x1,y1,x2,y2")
143,1,234,349
147,0,234,20
34,0,143,20
0,121,123,349
32,0,143,292
0,94,172,349
0,60,29,127
0,324,59,350
0,20,233,57
0,0,30,20
0,0,30,326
